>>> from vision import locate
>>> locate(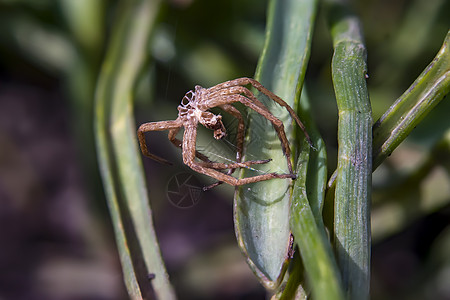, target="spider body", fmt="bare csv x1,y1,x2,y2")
138,77,311,189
